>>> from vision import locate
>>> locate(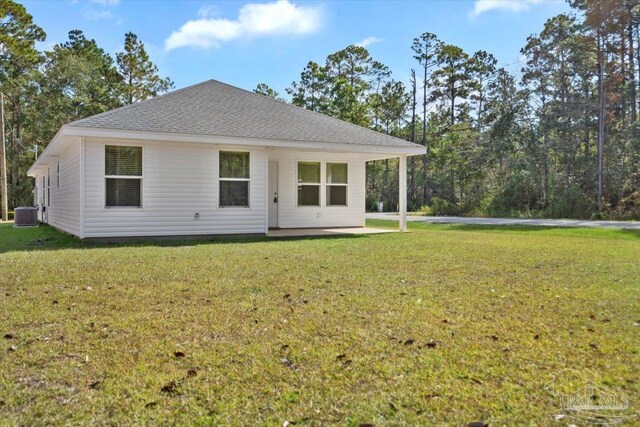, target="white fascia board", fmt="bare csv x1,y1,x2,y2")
28,125,426,176
27,126,68,176
64,126,427,157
